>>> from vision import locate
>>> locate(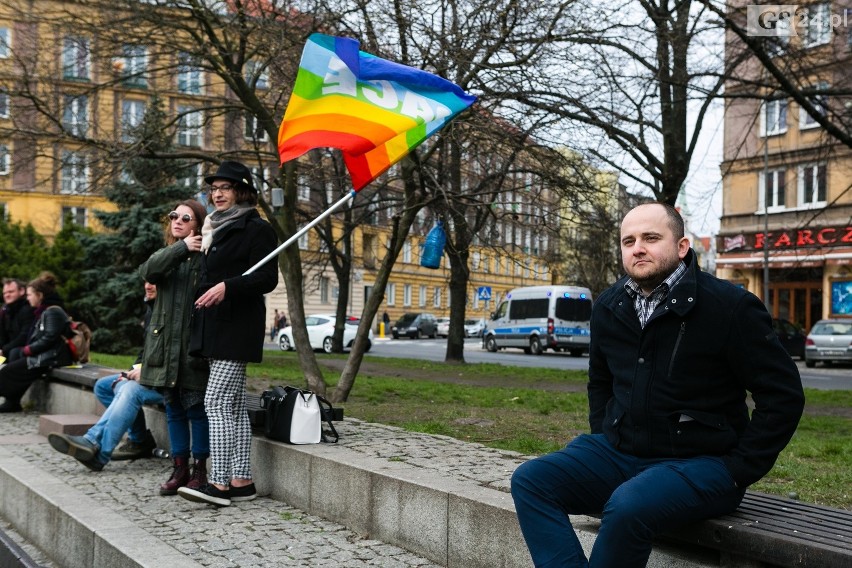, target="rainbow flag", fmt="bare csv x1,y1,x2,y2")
277,34,476,191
